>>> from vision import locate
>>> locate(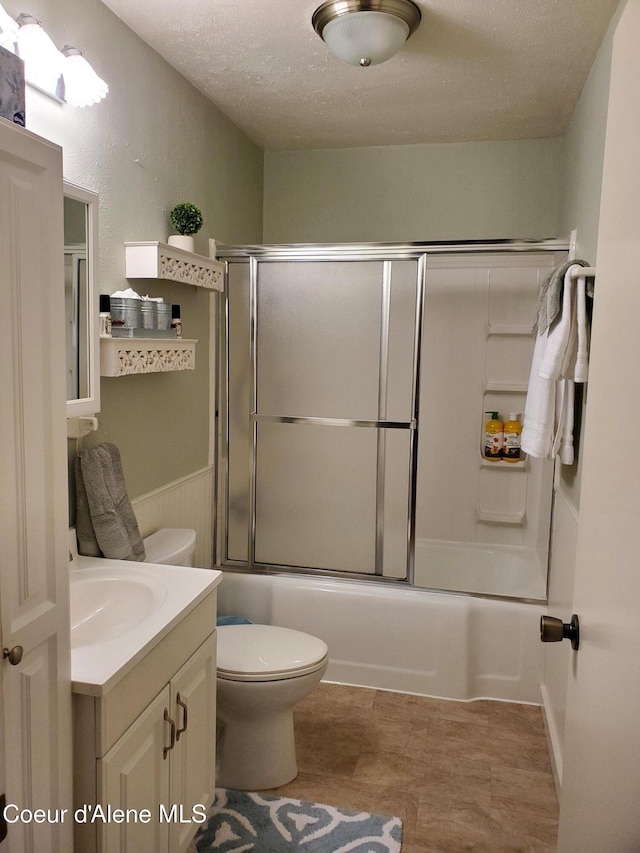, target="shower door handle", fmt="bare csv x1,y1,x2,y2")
540,614,580,650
